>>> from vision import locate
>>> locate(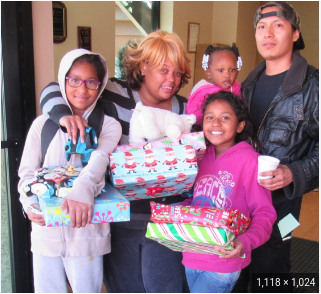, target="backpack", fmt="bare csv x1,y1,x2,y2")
40,99,119,167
